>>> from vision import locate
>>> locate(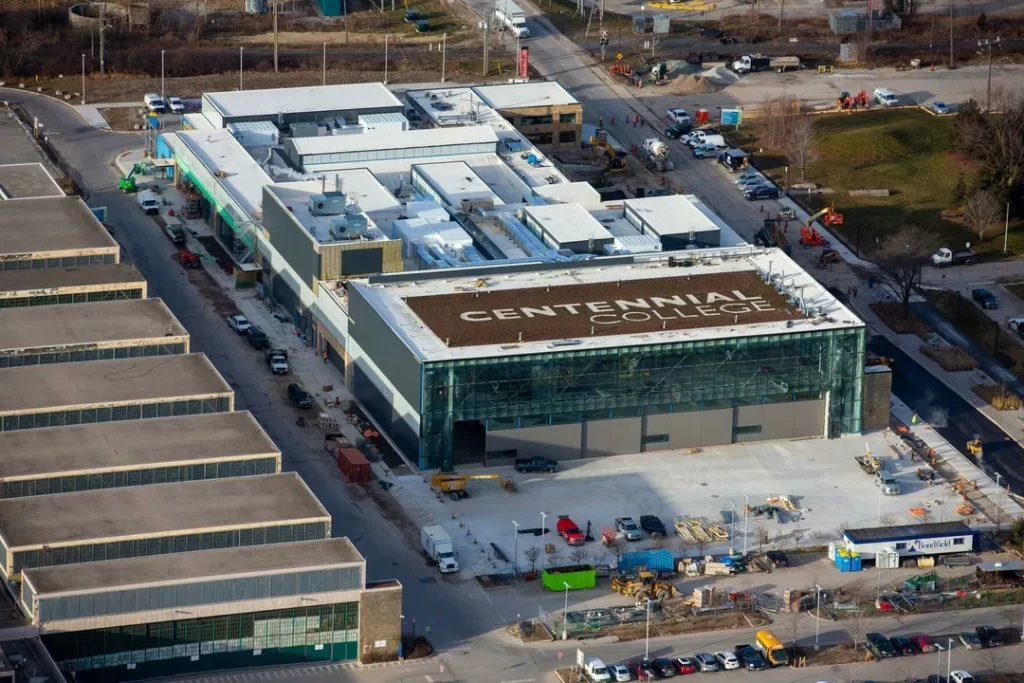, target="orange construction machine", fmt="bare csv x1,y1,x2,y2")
837,91,869,110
